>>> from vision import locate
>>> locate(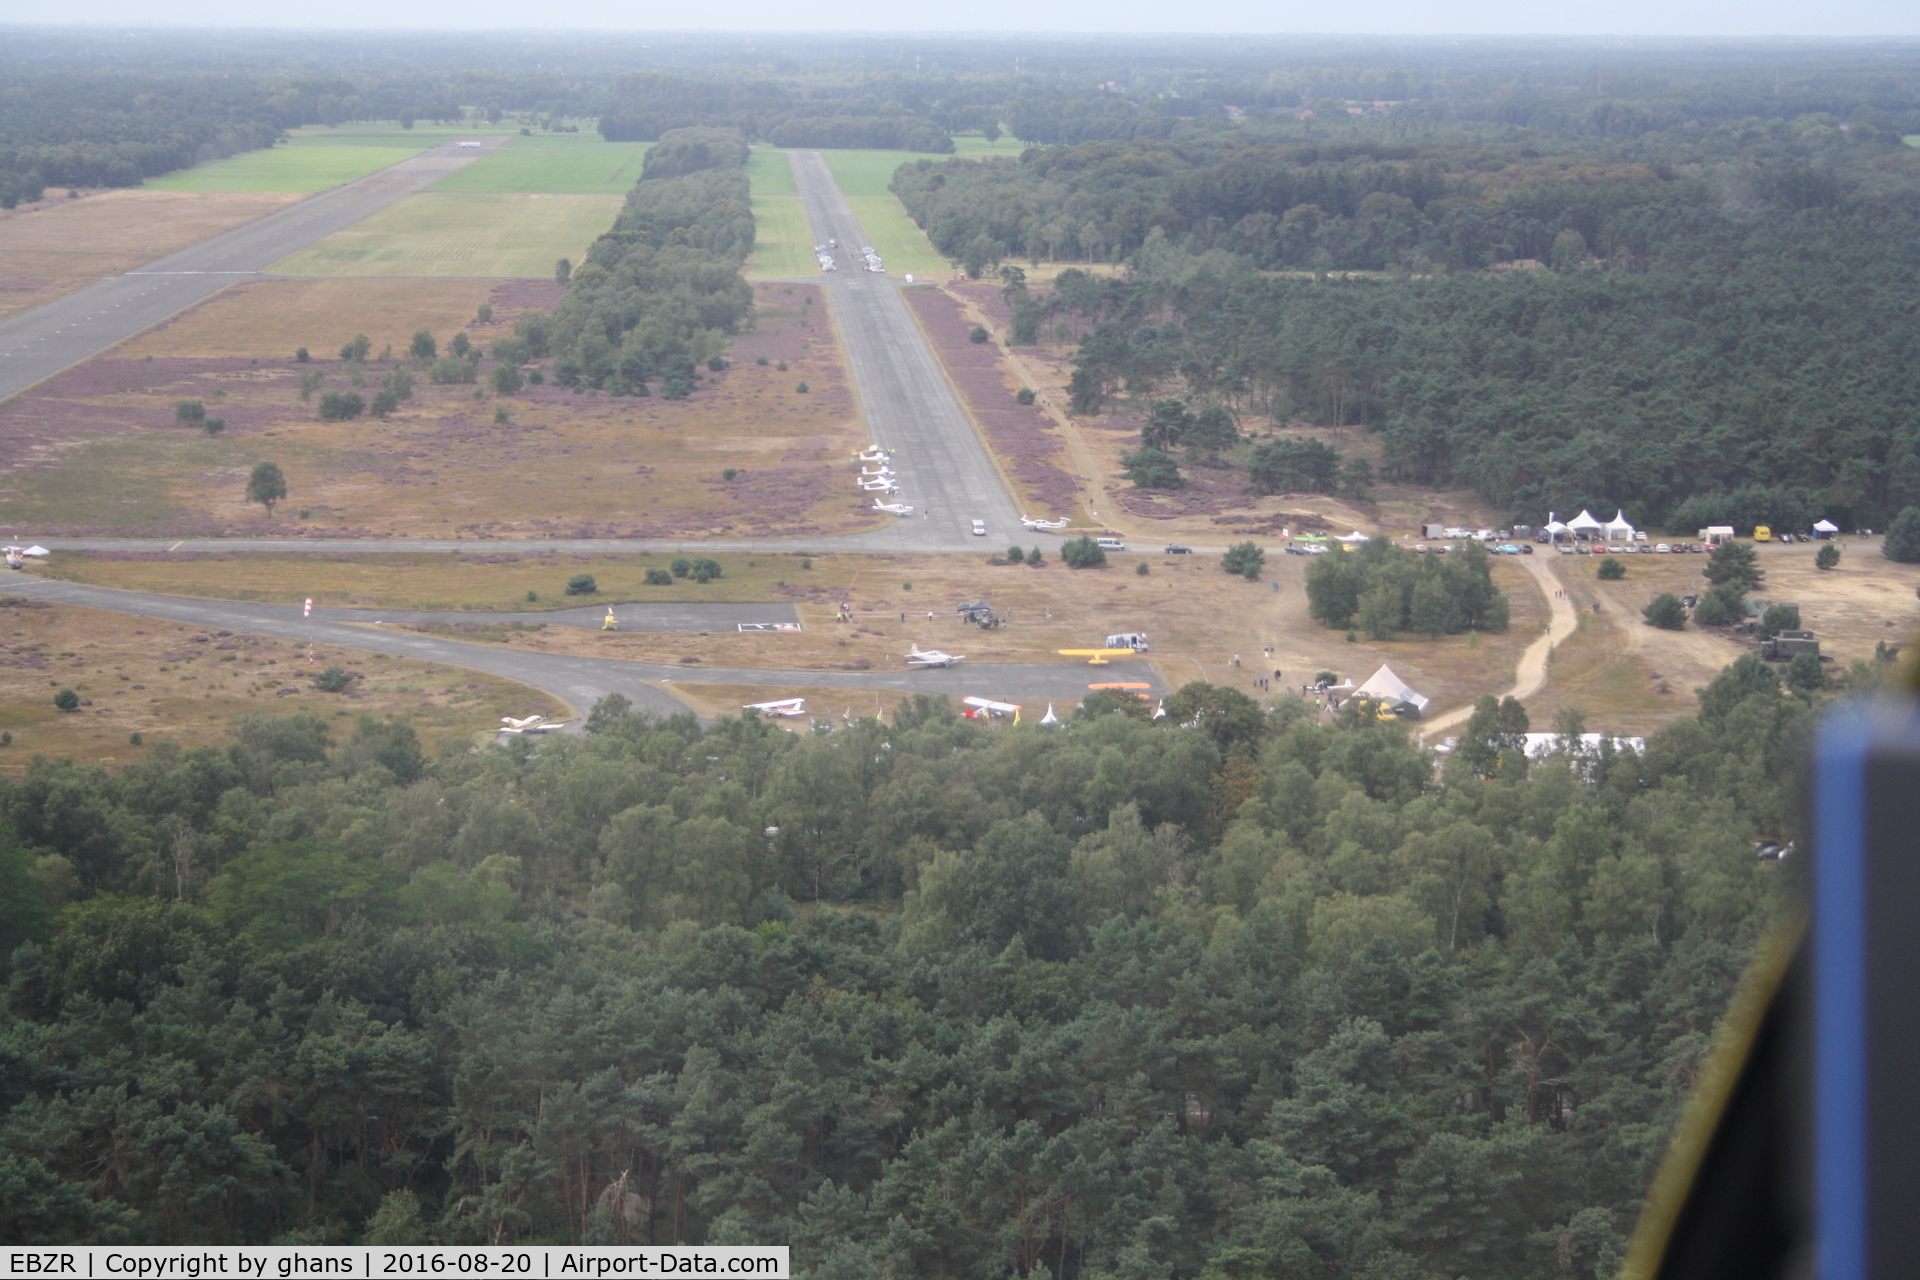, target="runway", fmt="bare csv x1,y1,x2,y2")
0,136,514,404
